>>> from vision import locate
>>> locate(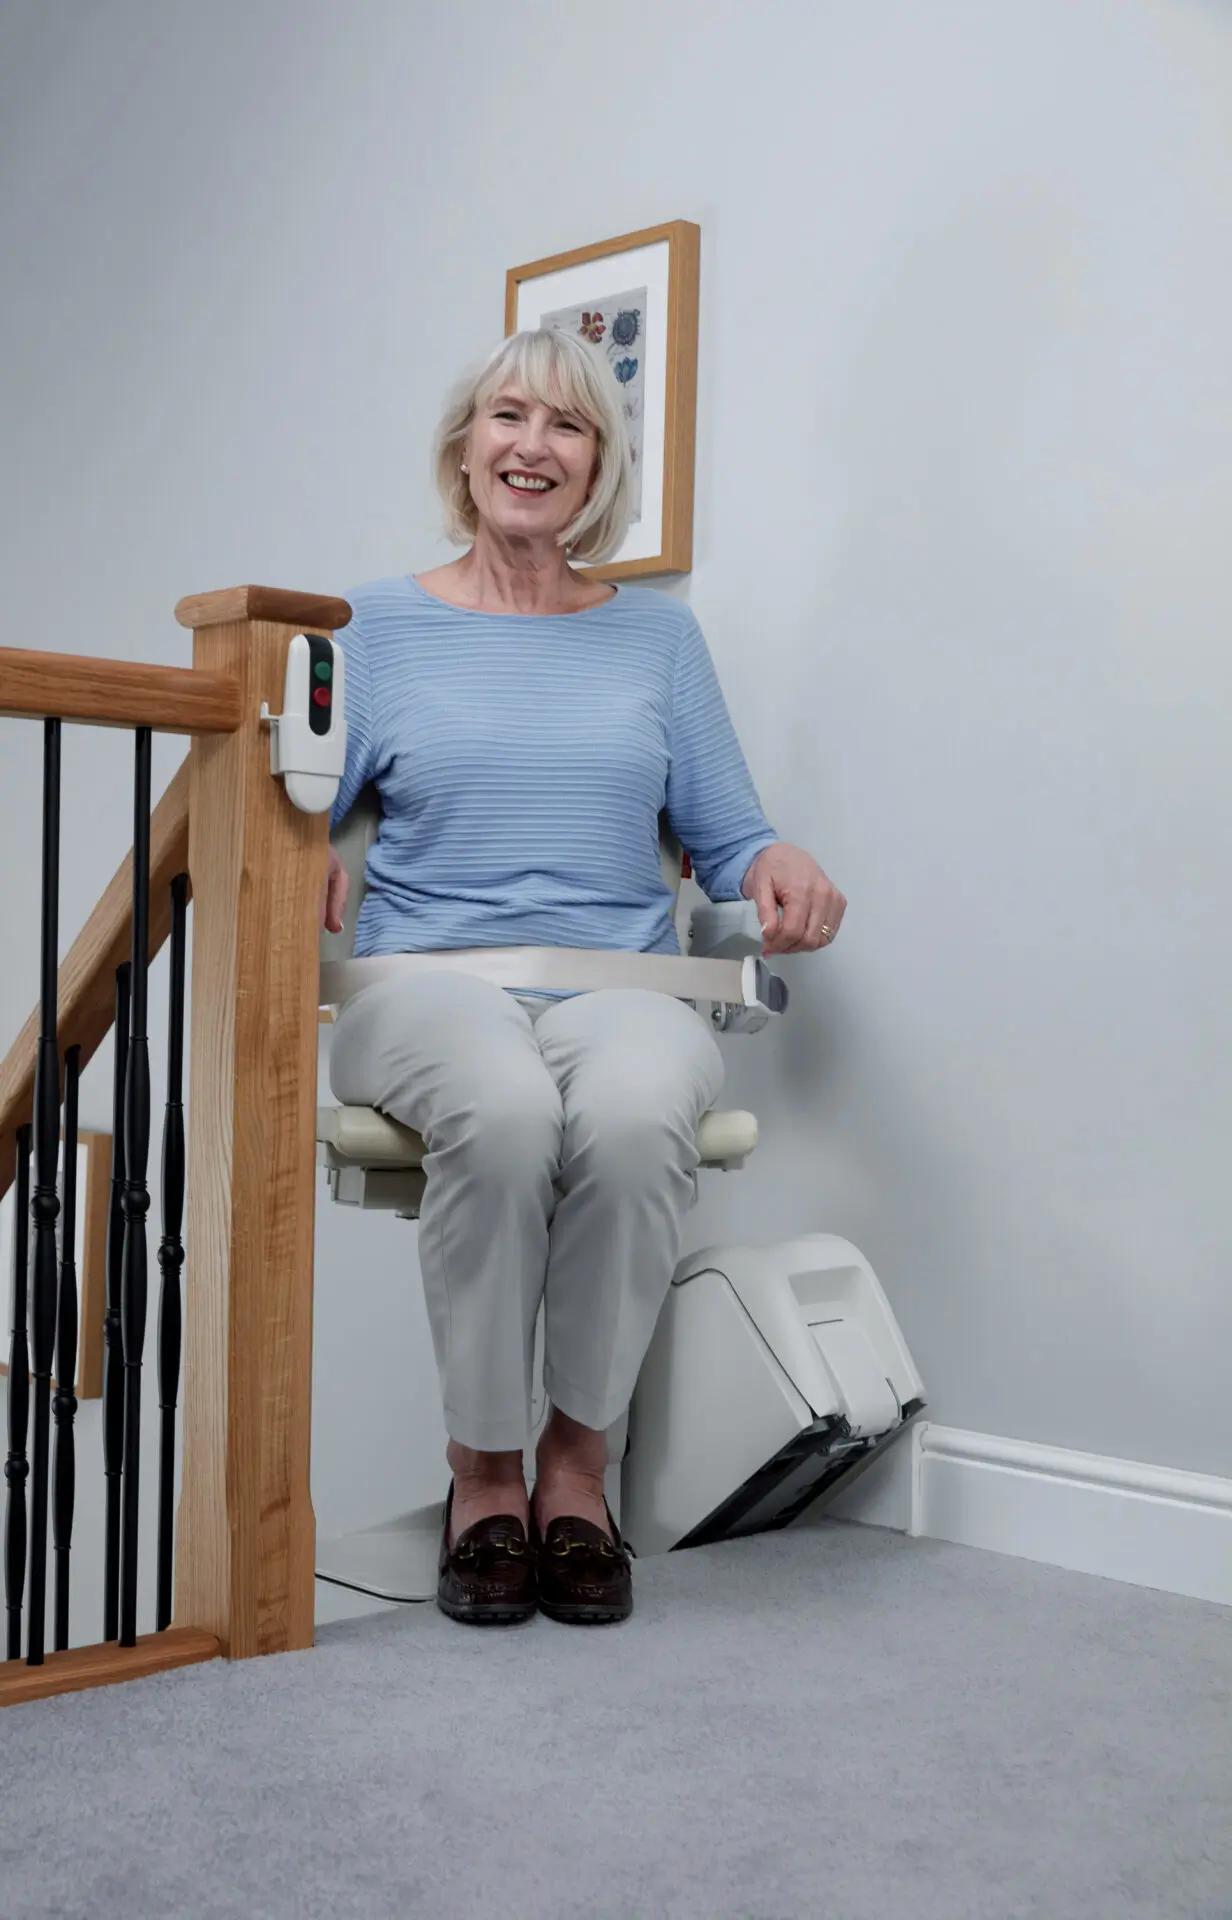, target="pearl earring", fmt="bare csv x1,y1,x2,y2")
460,460,469,474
